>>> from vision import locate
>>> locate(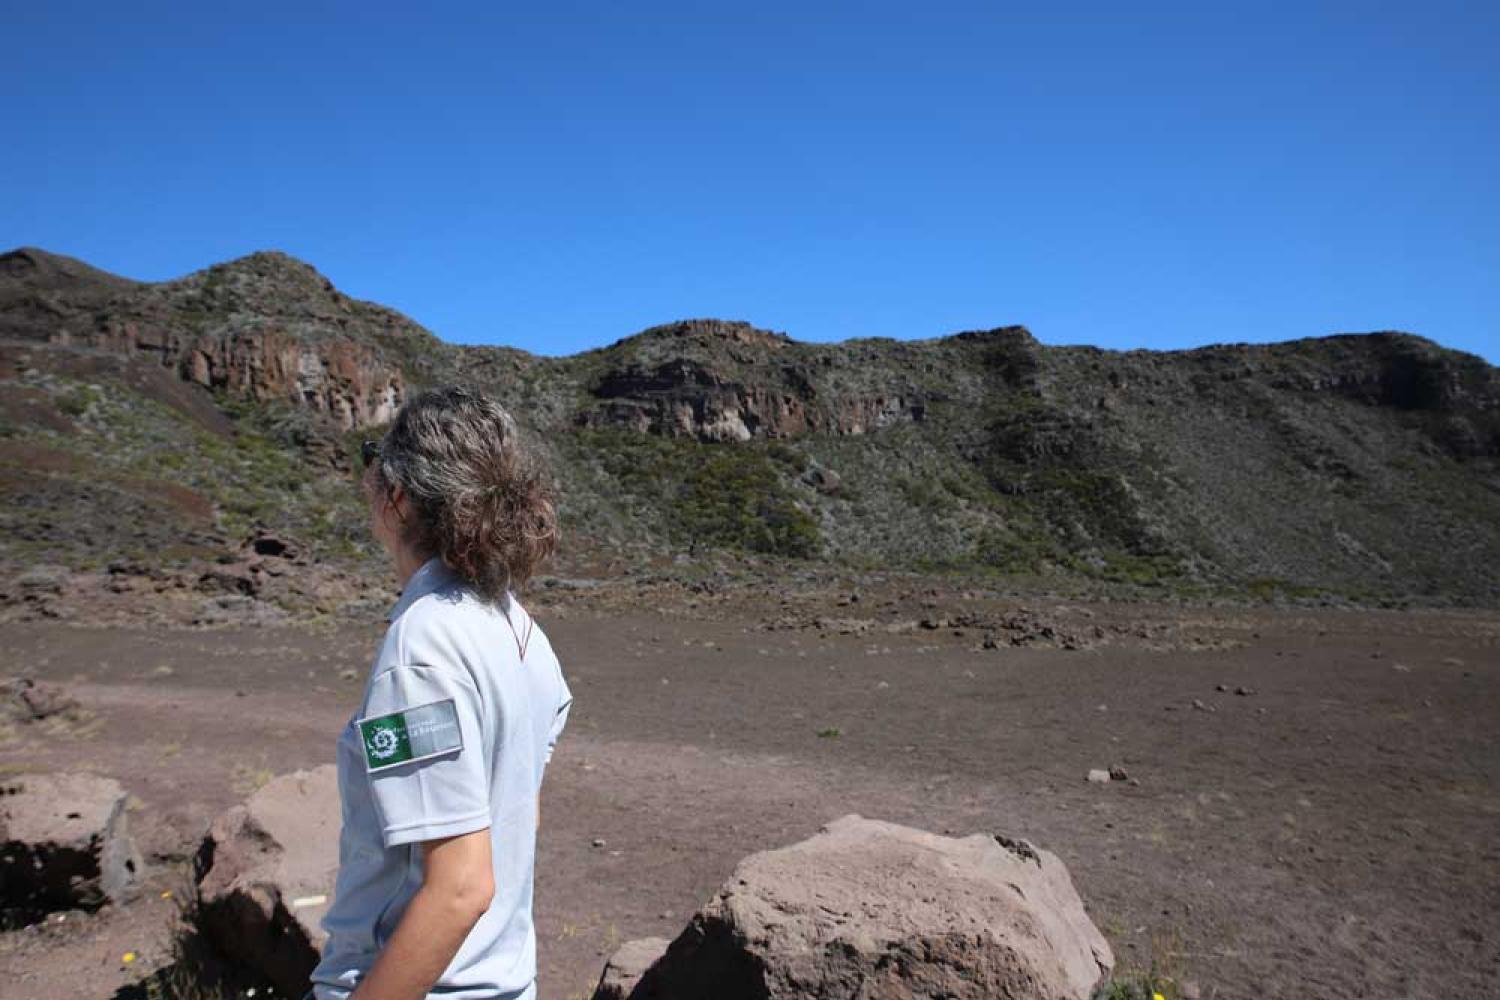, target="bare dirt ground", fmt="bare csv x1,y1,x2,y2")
1,591,1497,1000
